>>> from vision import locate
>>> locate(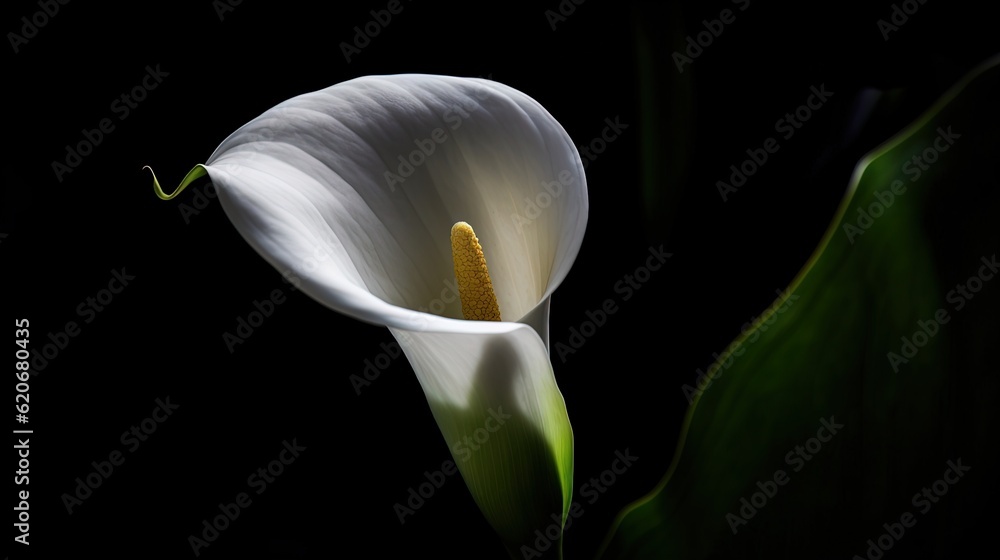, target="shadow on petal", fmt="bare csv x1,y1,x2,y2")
429,336,566,559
